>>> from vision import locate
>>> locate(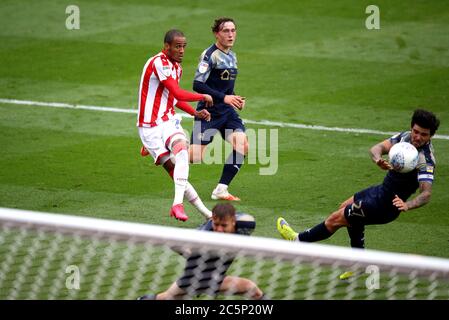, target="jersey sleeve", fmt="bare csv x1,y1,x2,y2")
175,100,196,116
192,50,226,102
153,56,173,81
417,147,436,184
388,132,404,145
193,50,213,83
